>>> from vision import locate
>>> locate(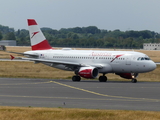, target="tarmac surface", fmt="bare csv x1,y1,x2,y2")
0,78,160,111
